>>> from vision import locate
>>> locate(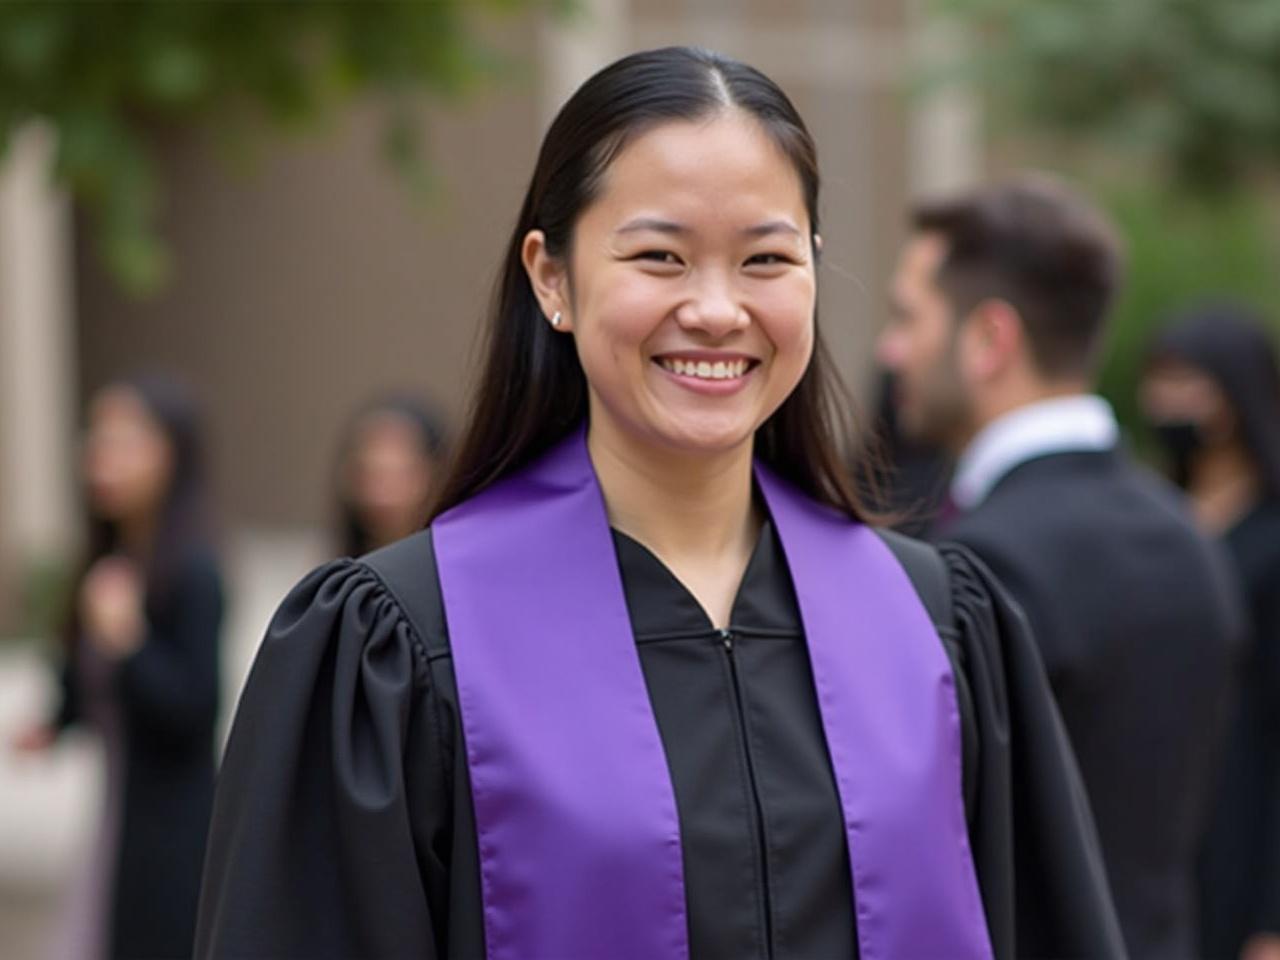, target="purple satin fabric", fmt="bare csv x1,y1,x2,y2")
433,432,689,960
433,429,992,960
755,463,992,960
